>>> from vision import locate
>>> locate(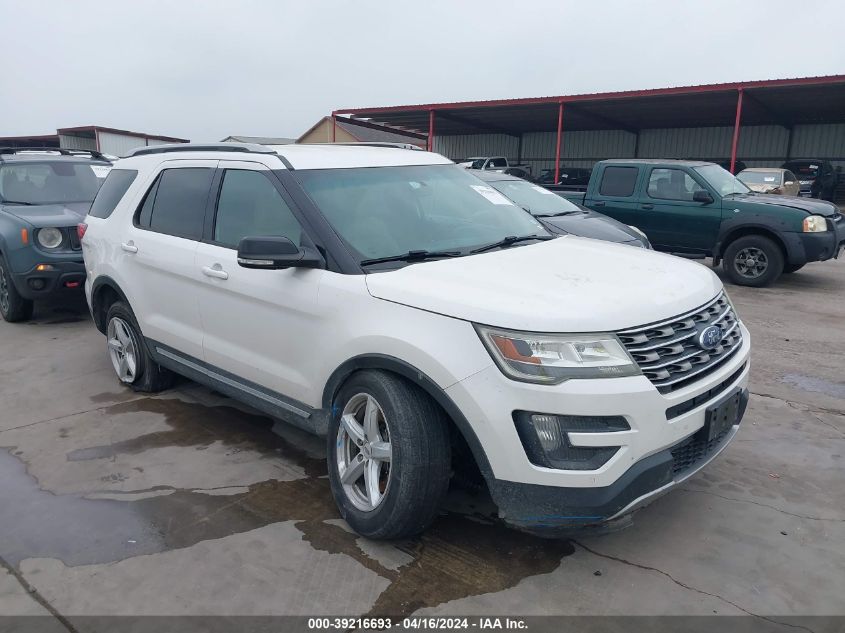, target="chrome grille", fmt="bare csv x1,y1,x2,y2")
617,292,743,393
